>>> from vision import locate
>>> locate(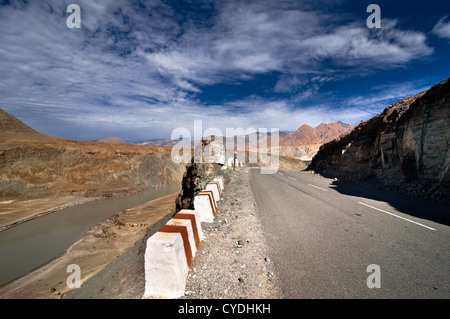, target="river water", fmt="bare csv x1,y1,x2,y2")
0,182,181,287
